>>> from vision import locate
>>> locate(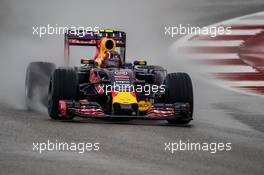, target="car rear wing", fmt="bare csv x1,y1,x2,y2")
64,30,126,65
